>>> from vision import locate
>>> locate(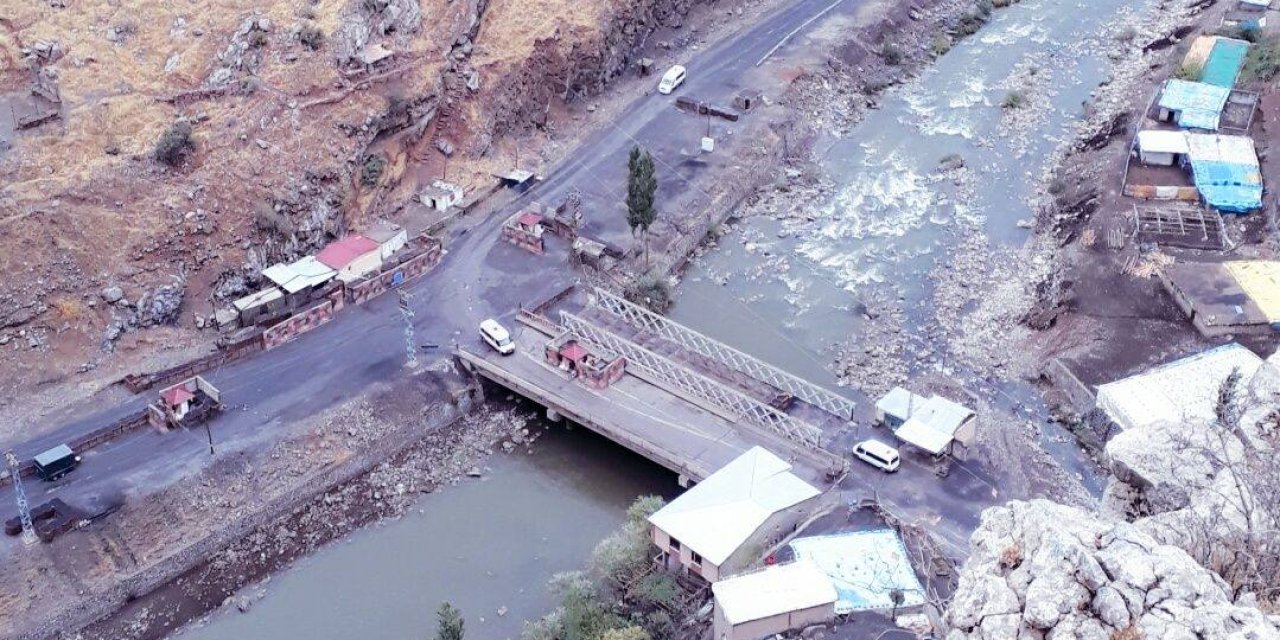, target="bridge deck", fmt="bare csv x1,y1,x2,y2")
456,326,835,485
